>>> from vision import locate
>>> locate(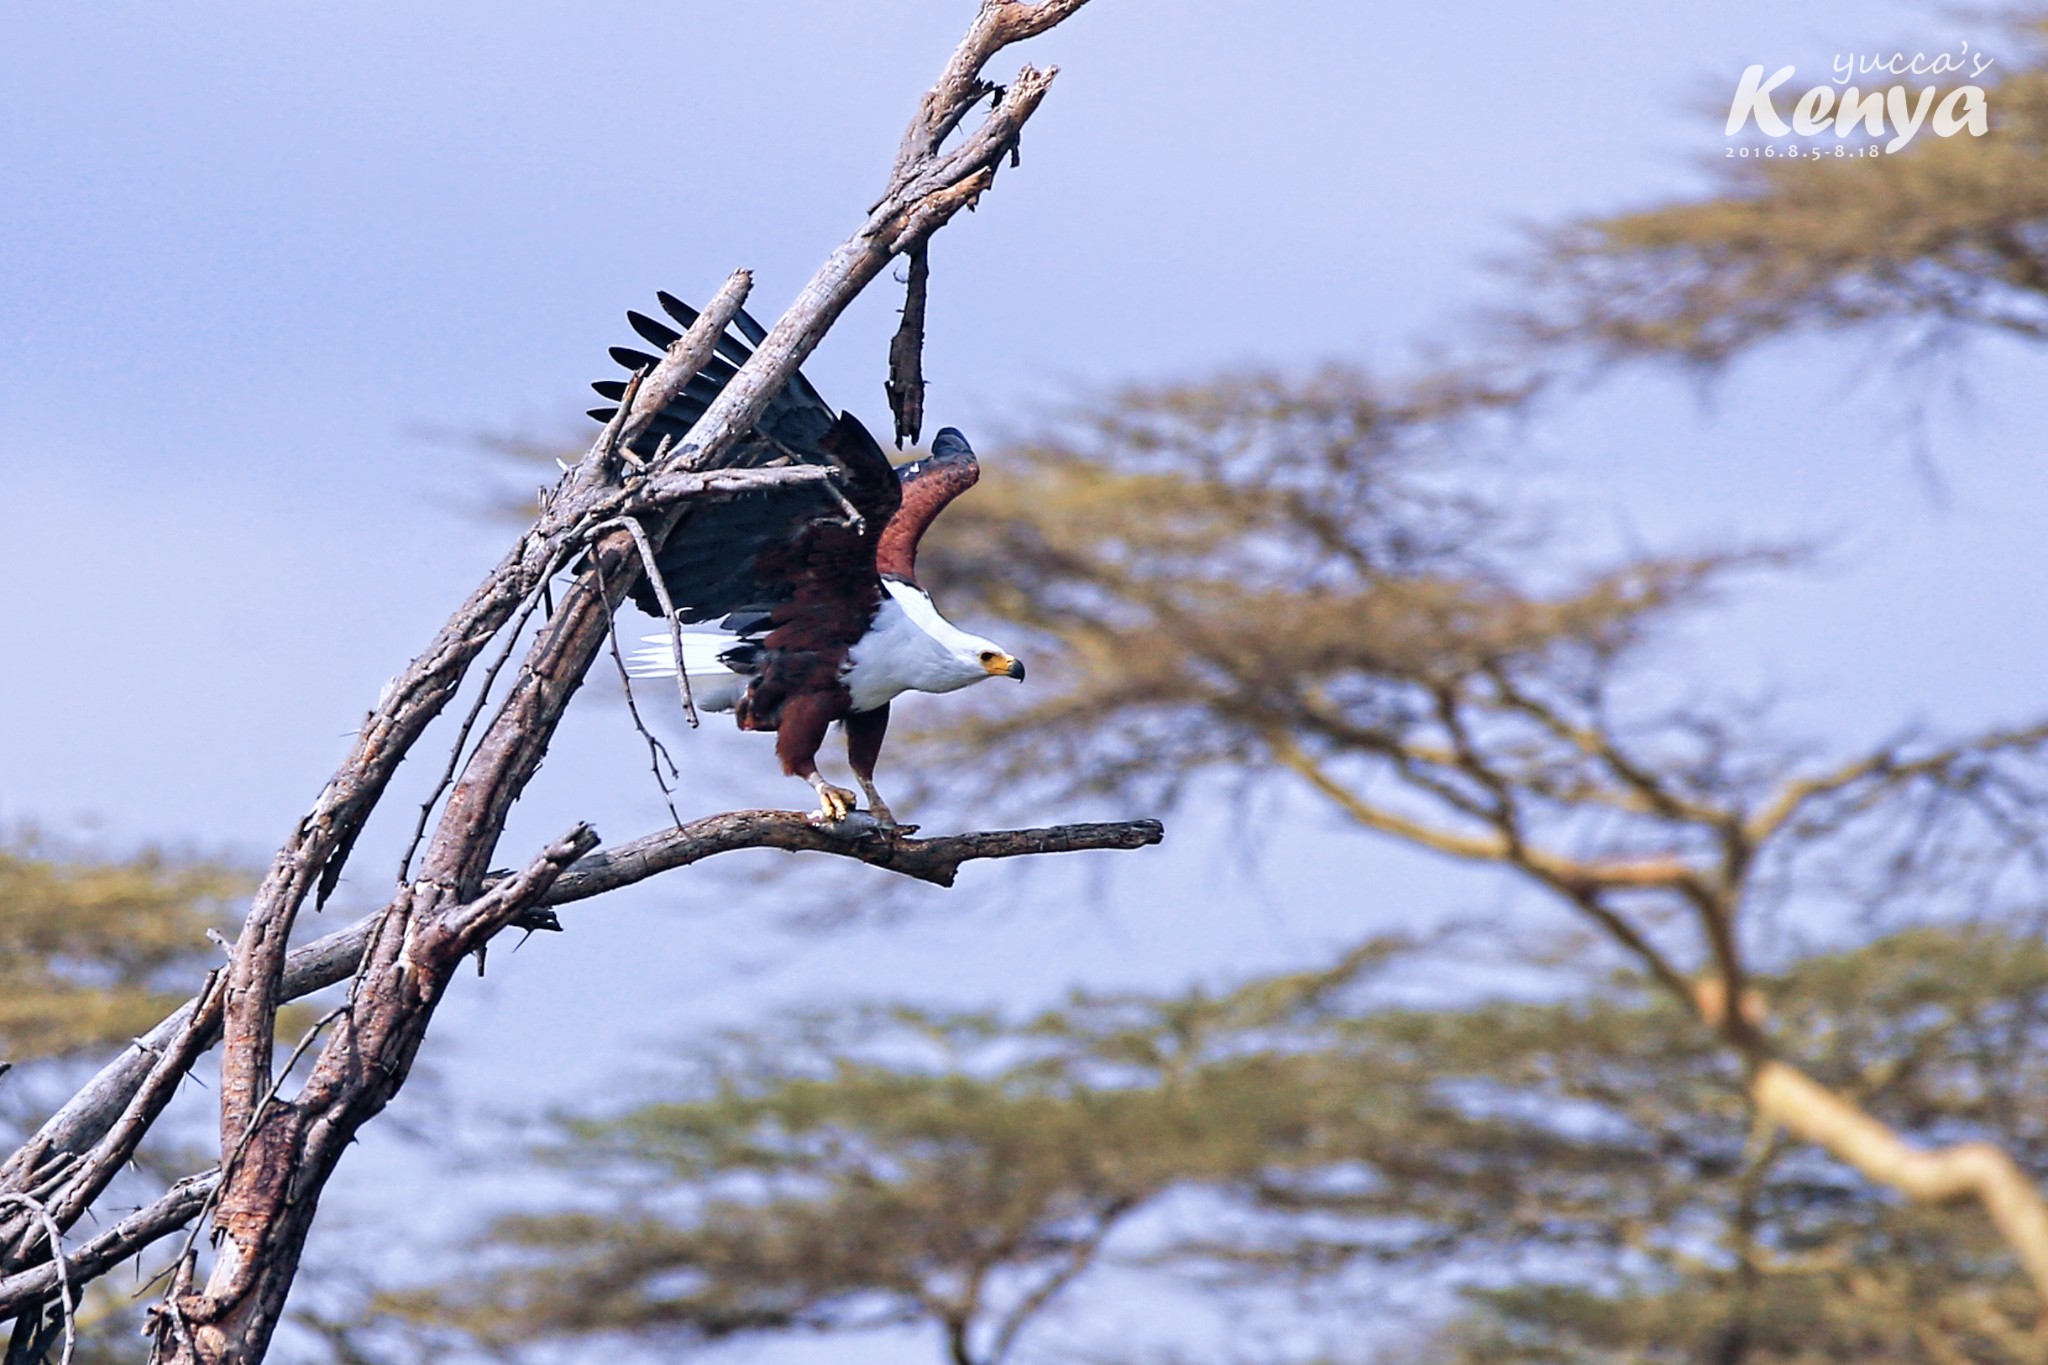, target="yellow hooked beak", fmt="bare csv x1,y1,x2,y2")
982,652,1026,681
